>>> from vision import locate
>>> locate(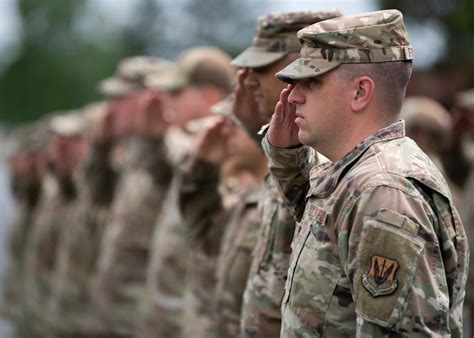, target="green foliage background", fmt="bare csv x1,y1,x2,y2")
0,0,473,125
